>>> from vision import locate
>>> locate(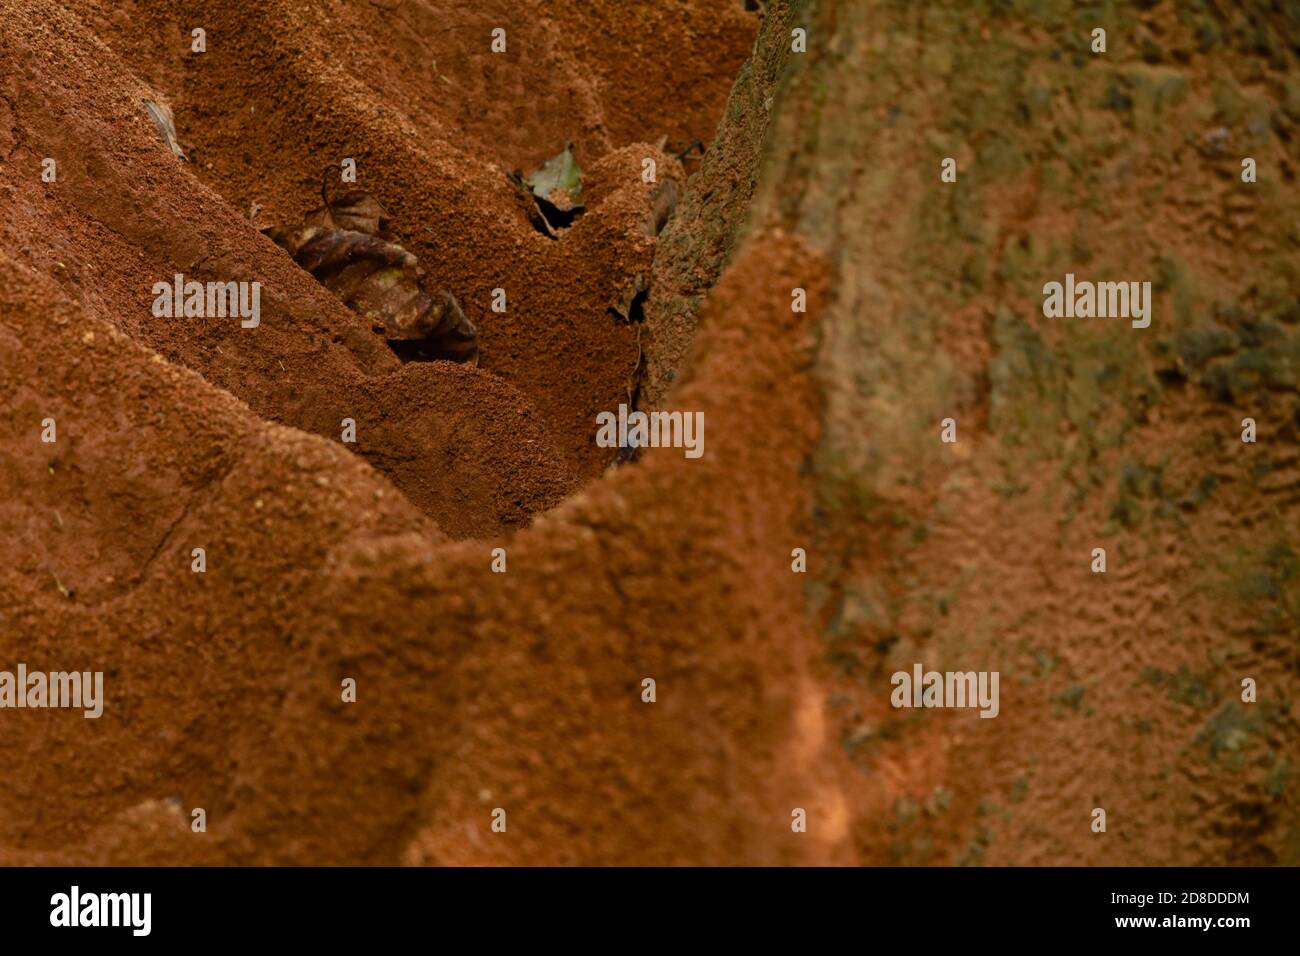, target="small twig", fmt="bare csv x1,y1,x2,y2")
674,139,705,163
